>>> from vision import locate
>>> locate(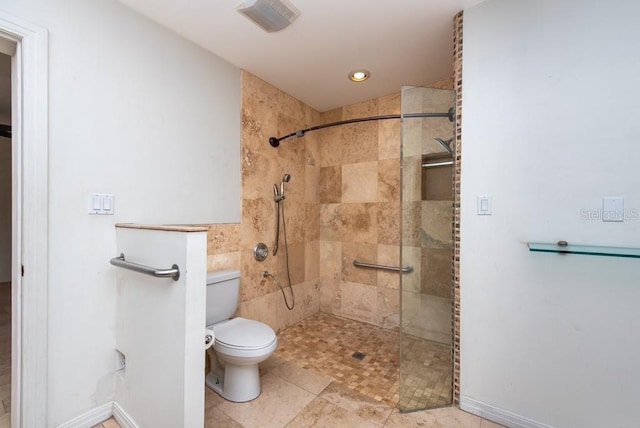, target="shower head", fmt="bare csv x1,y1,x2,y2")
434,138,453,154
269,137,281,148
279,173,291,197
